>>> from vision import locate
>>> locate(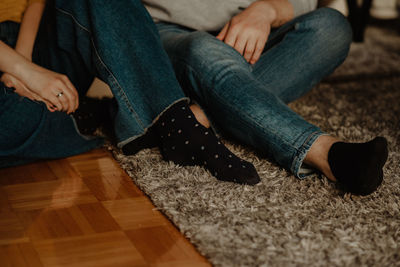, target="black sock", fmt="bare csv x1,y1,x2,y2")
155,101,260,185
328,137,388,195
72,96,113,136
